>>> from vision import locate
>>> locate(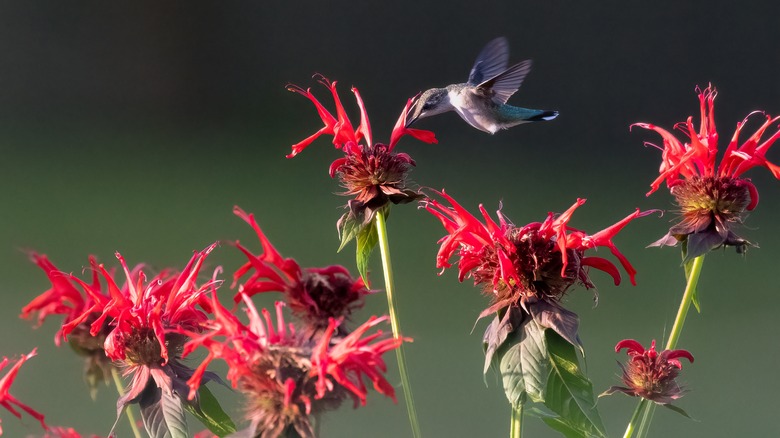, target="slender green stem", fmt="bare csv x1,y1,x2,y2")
636,401,656,438
623,398,646,438
510,403,523,438
623,254,705,438
665,255,705,350
375,209,422,438
111,367,143,438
